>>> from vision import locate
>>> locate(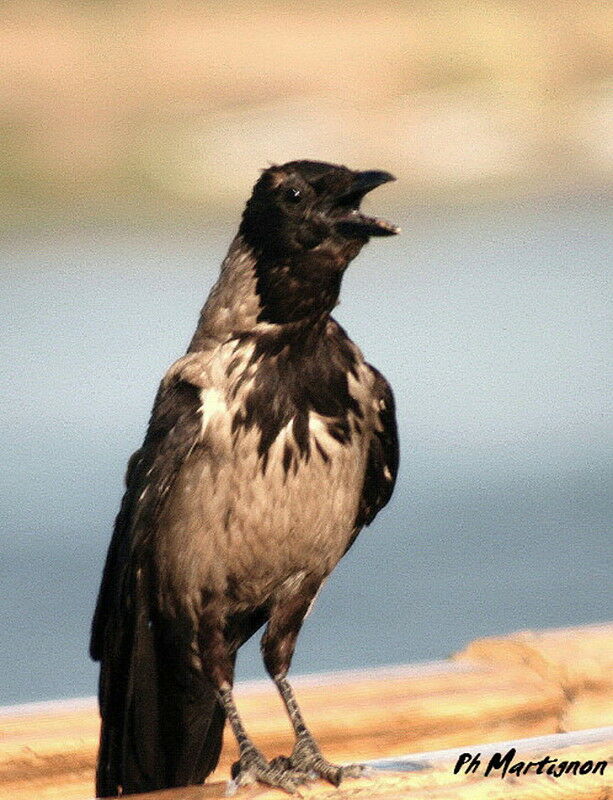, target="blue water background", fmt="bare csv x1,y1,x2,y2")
0,195,611,704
